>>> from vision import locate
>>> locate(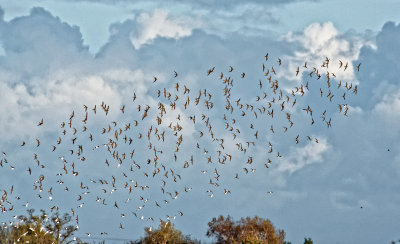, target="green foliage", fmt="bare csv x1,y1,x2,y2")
206,215,285,244
304,237,313,244
132,220,200,244
0,209,83,244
